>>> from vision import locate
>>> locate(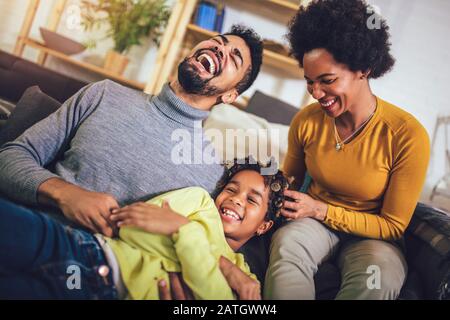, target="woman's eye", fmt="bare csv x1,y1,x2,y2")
226,188,235,193
323,78,336,84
